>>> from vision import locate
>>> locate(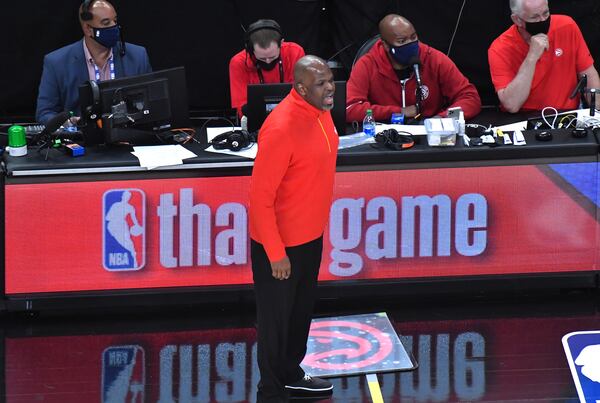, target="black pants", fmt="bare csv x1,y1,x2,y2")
251,236,323,399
